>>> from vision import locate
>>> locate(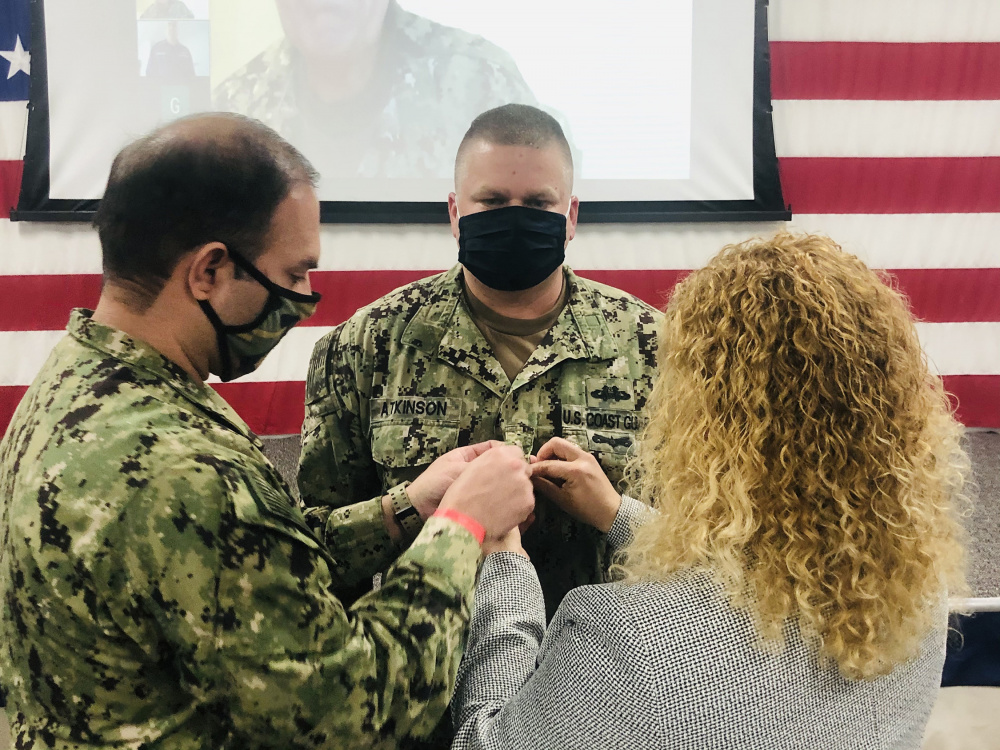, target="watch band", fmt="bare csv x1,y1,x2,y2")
388,482,422,540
